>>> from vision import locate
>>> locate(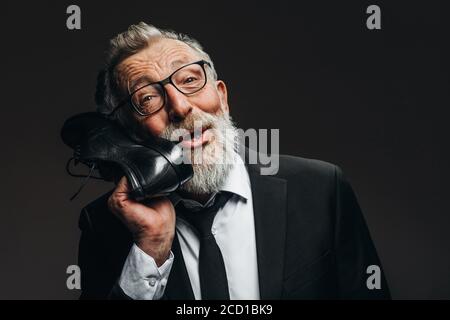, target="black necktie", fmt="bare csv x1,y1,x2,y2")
176,191,233,300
